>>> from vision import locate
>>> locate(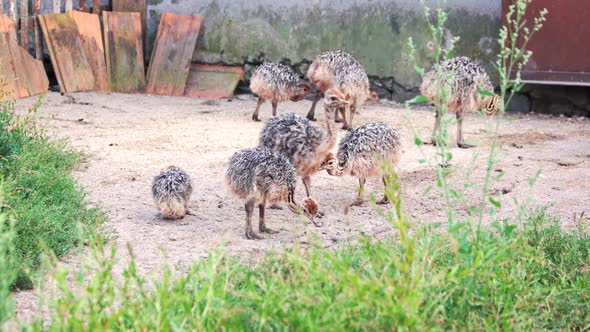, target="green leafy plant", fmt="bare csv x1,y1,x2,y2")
0,89,105,290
